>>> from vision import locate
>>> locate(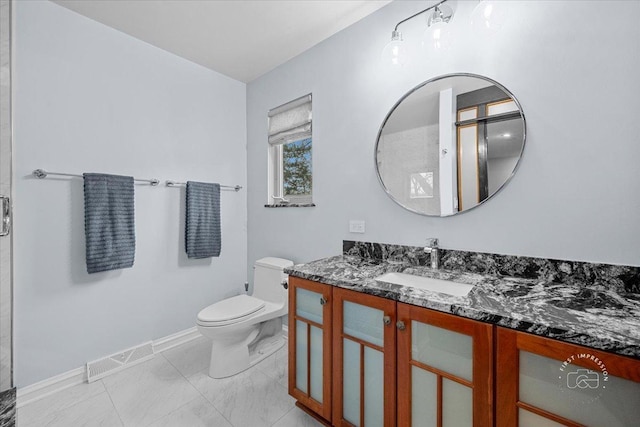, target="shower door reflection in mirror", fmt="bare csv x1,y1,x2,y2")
456,86,524,211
